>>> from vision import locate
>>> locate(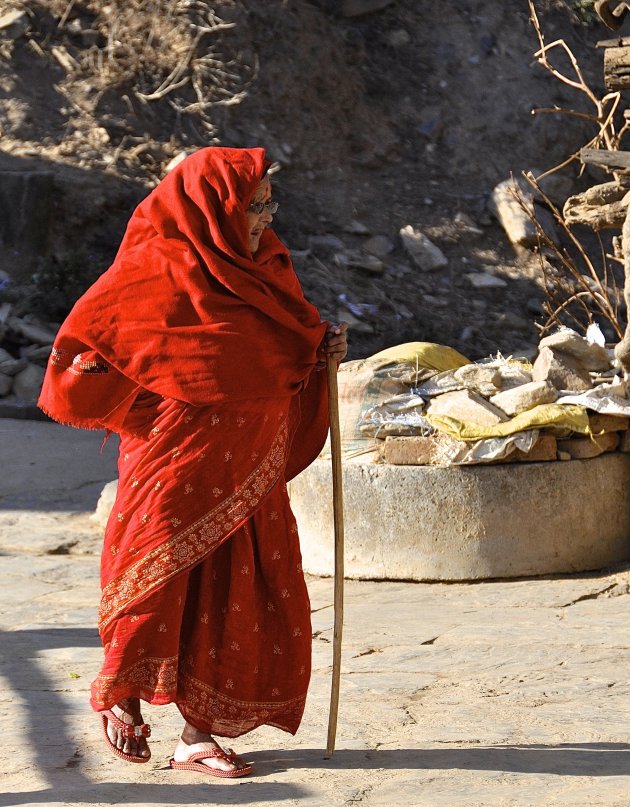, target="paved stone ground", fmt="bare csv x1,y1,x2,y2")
2,418,630,807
